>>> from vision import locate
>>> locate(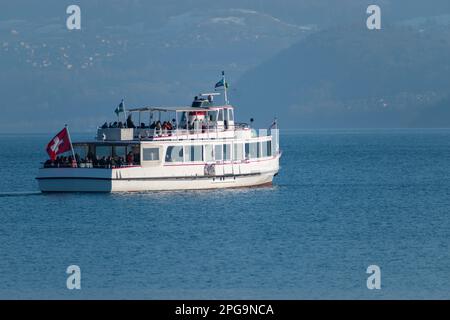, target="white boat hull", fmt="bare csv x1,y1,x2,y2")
36,156,280,192
37,171,277,192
